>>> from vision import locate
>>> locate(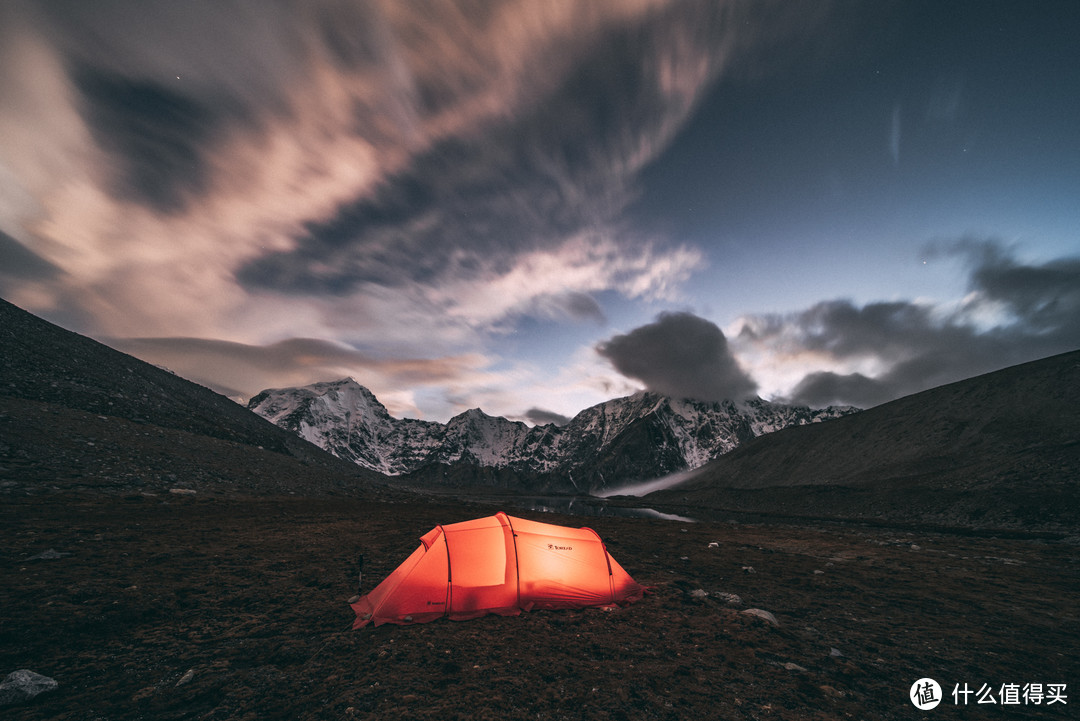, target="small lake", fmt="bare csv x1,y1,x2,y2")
469,495,699,523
